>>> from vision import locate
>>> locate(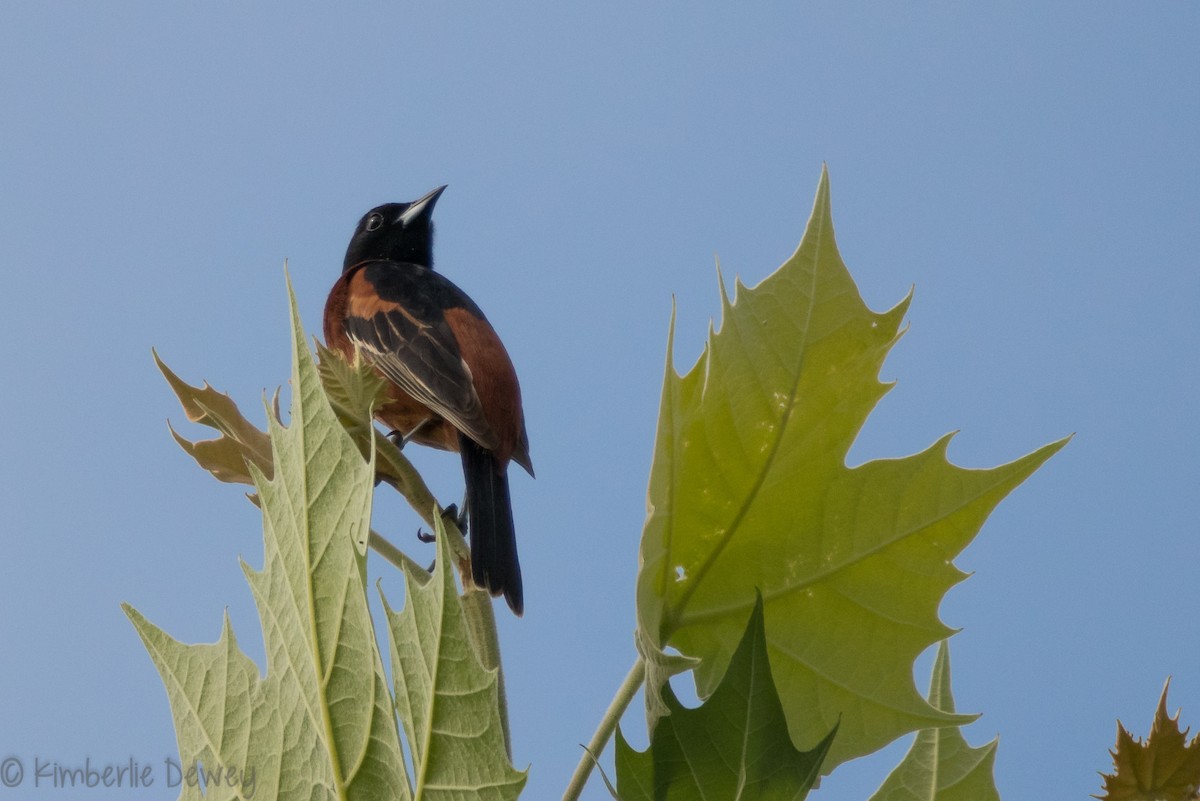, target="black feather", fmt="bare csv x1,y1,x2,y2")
460,433,523,615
